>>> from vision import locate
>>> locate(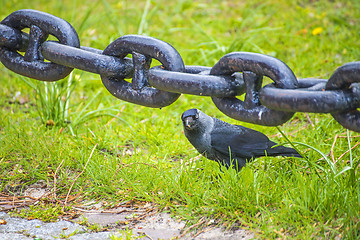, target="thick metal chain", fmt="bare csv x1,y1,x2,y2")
1,9,359,132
